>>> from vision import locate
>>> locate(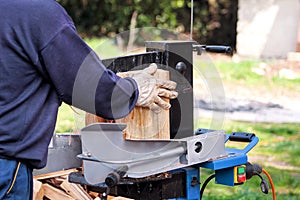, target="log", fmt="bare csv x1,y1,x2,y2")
89,191,100,199
85,69,170,140
107,196,134,200
43,183,74,200
119,69,170,139
33,168,78,180
60,179,93,200
85,113,106,125
33,179,44,200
